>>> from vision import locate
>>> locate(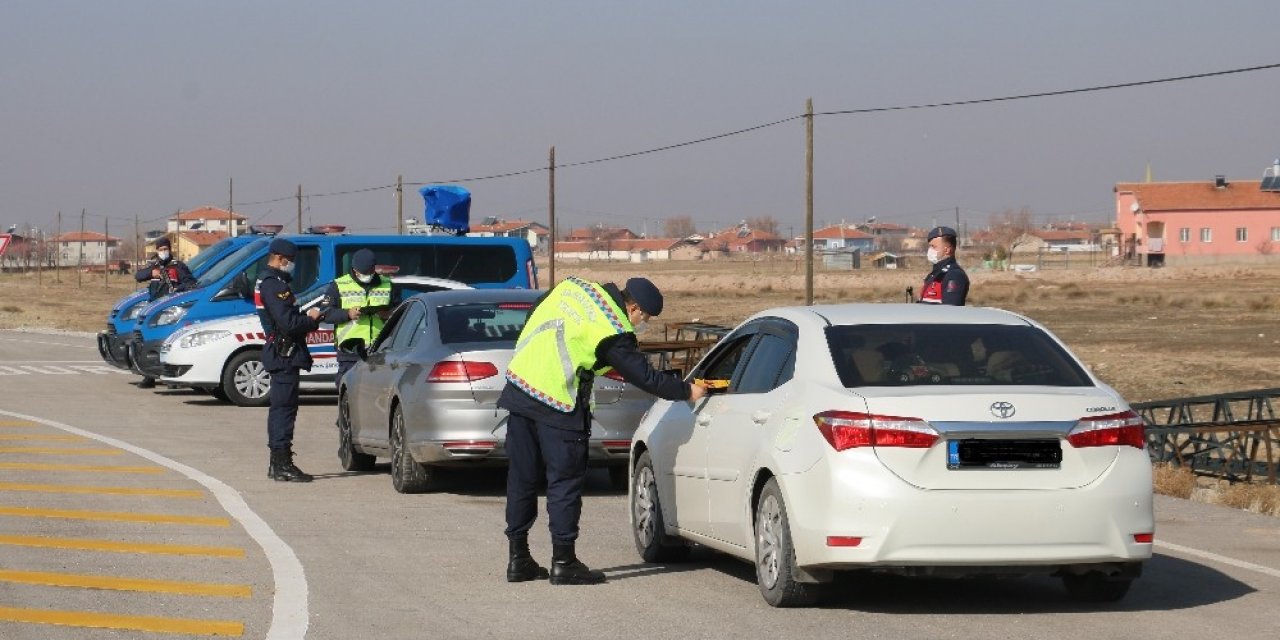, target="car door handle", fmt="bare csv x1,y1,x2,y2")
696,415,711,427
751,410,771,424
